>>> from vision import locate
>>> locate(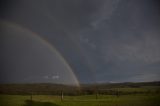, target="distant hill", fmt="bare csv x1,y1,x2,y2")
0,81,160,95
